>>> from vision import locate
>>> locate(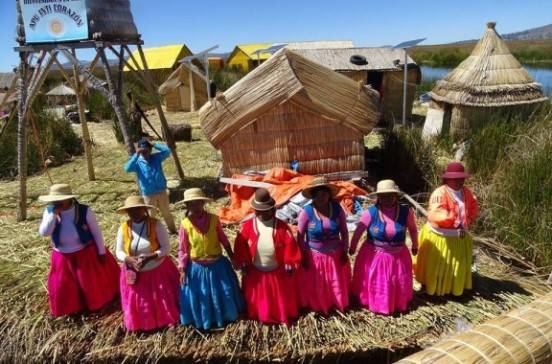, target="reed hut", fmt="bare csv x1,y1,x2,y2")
158,63,208,112
45,84,77,105
200,48,381,177
294,47,421,123
423,22,548,140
